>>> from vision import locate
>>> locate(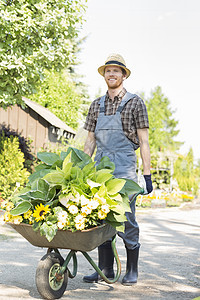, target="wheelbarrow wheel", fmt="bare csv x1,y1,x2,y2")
36,252,68,300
